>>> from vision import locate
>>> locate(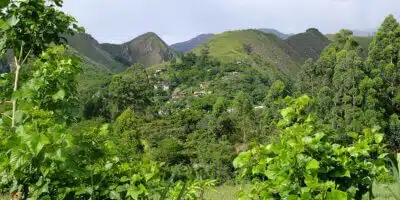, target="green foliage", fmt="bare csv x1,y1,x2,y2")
108,64,153,118
0,45,85,198
14,46,82,123
234,95,387,200
386,153,400,199
0,0,82,57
